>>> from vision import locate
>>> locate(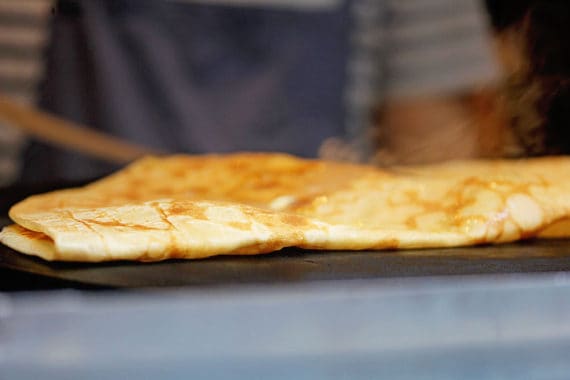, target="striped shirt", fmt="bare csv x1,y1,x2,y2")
345,0,498,156
0,0,51,186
